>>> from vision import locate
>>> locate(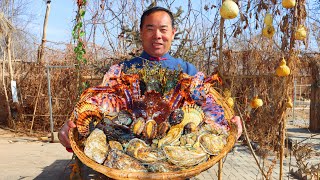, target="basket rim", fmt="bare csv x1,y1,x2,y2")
69,86,237,180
